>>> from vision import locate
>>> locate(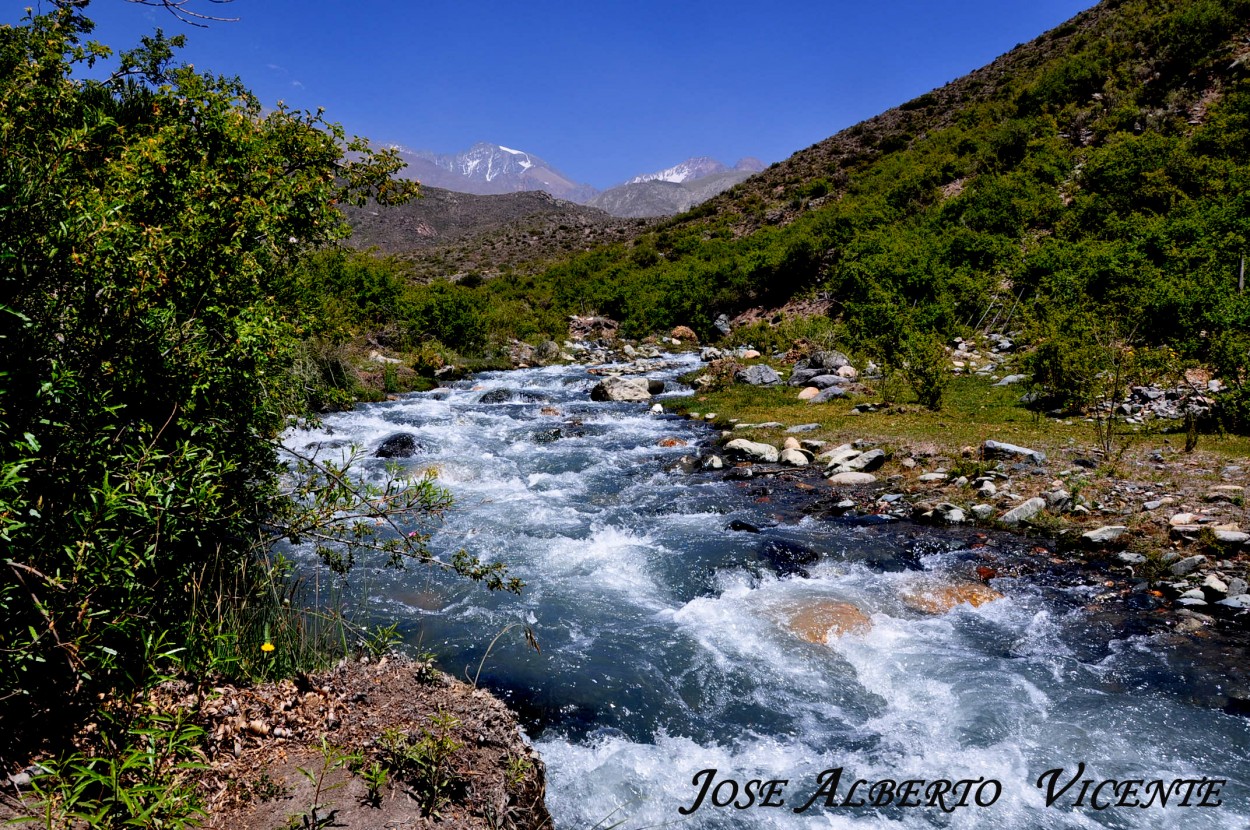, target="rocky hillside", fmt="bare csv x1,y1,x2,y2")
469,0,1250,401
342,185,649,280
